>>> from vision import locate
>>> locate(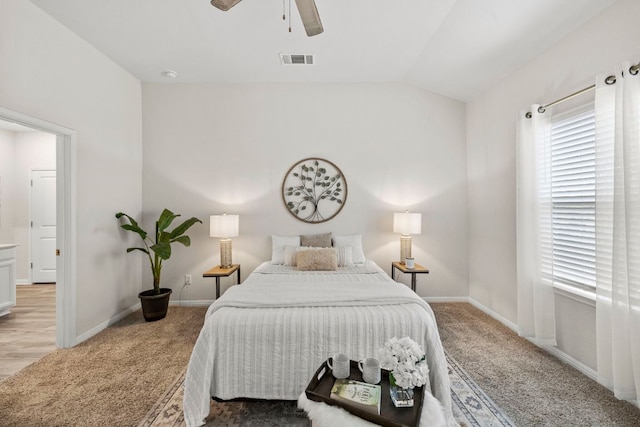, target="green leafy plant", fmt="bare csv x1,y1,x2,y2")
116,209,202,294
